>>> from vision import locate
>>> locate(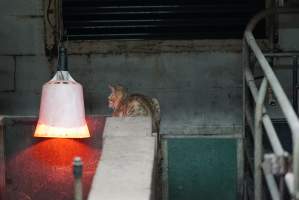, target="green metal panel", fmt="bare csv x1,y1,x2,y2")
166,137,237,200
